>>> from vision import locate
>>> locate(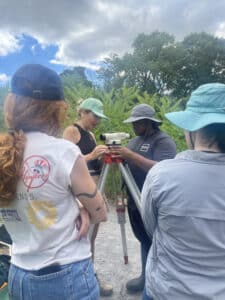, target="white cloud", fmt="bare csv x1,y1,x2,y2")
216,23,225,39
0,31,21,56
0,73,10,84
0,0,225,66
